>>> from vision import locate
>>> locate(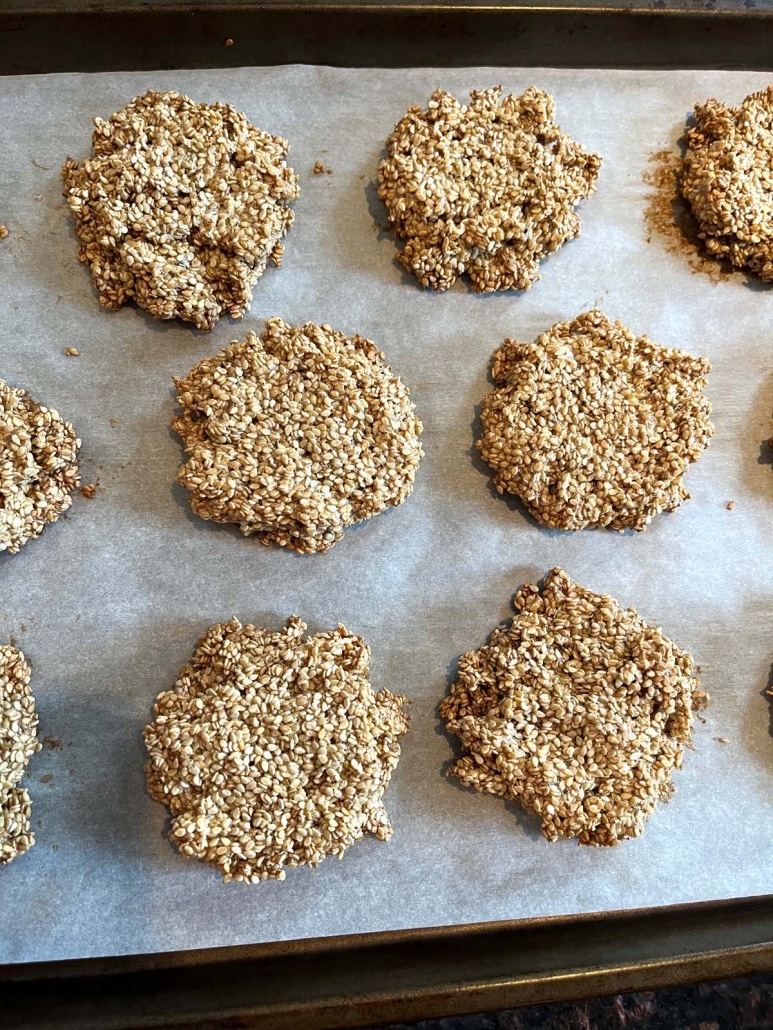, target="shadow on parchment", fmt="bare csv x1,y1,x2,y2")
739,370,773,505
